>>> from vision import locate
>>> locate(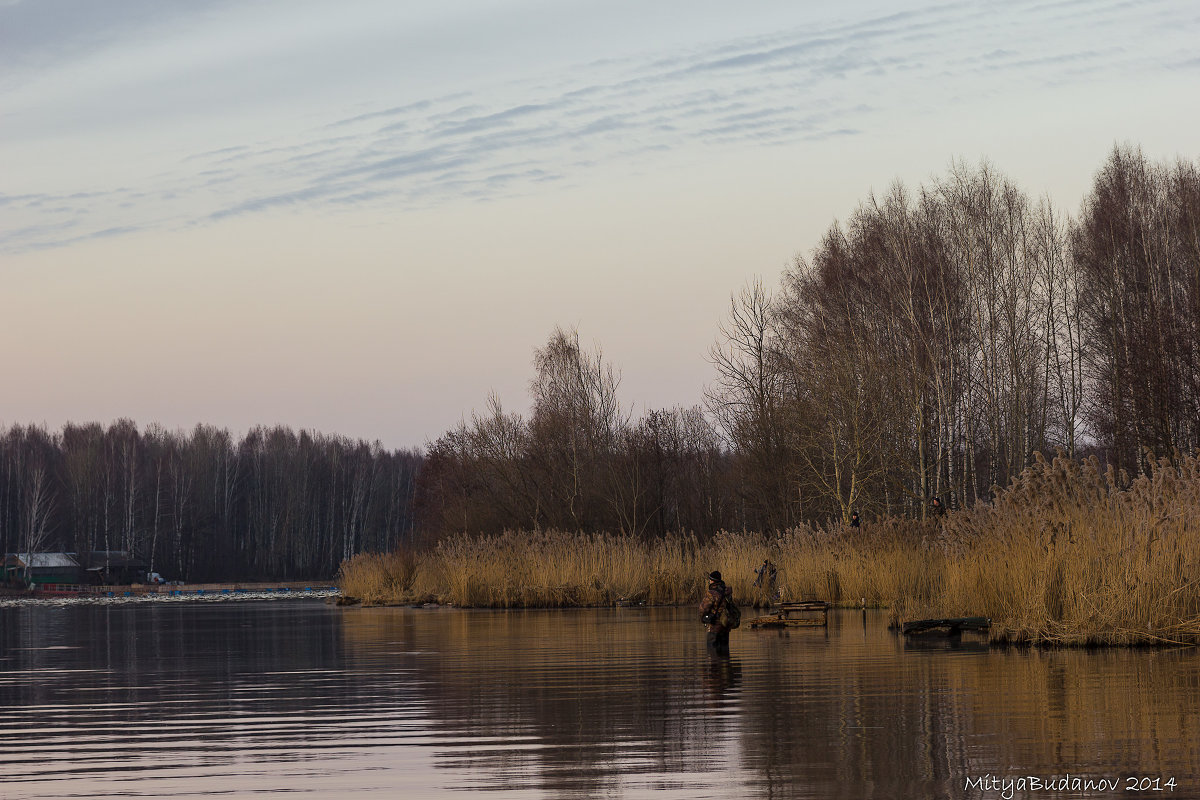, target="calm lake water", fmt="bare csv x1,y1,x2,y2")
1,601,1198,799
